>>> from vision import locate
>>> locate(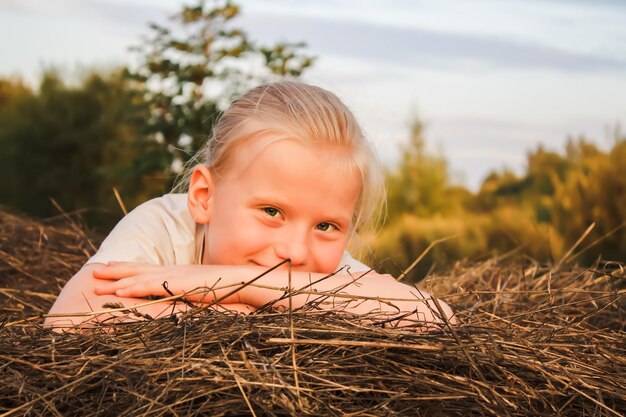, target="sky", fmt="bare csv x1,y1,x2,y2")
1,0,625,189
